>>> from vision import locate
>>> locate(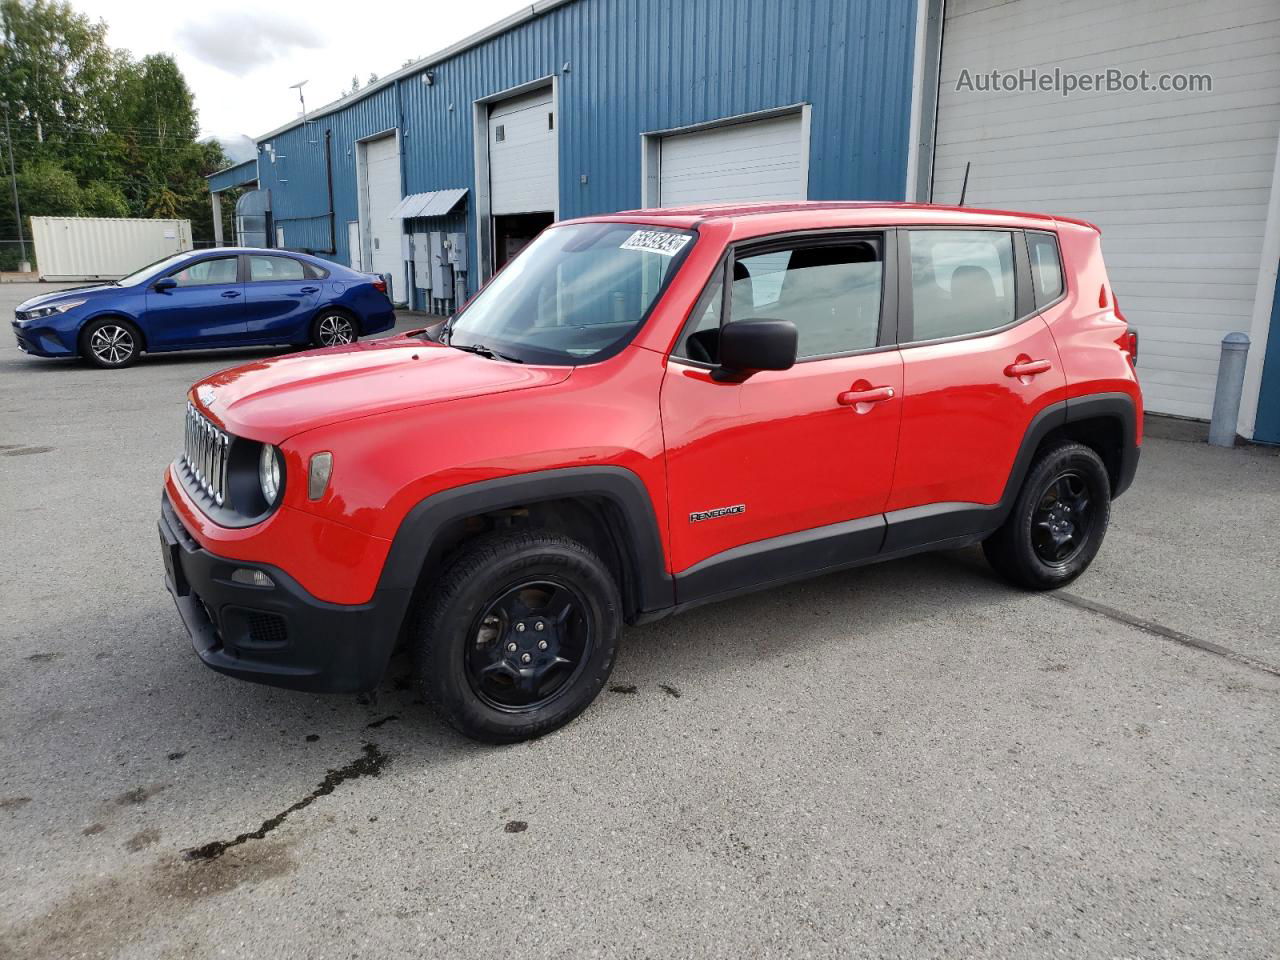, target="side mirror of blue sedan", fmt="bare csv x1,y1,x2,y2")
153,276,177,292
